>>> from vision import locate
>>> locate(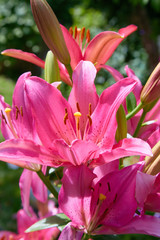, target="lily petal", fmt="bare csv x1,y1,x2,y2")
84,25,137,68
1,49,45,68
59,165,96,226
59,223,83,240
61,25,83,70
25,76,76,147
95,138,152,166
69,61,99,134
0,139,53,169
87,78,137,149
